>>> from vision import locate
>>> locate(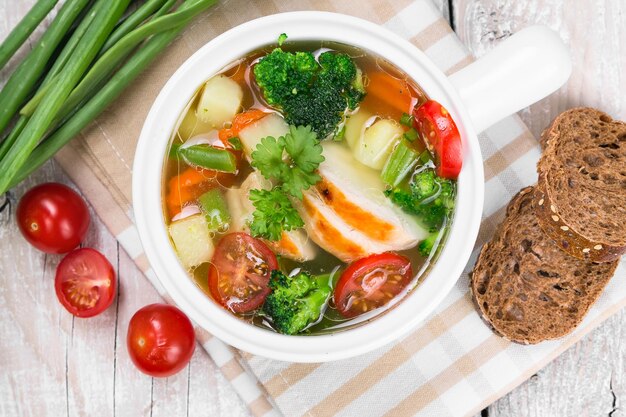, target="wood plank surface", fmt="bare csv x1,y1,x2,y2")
0,1,624,417
451,1,626,416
